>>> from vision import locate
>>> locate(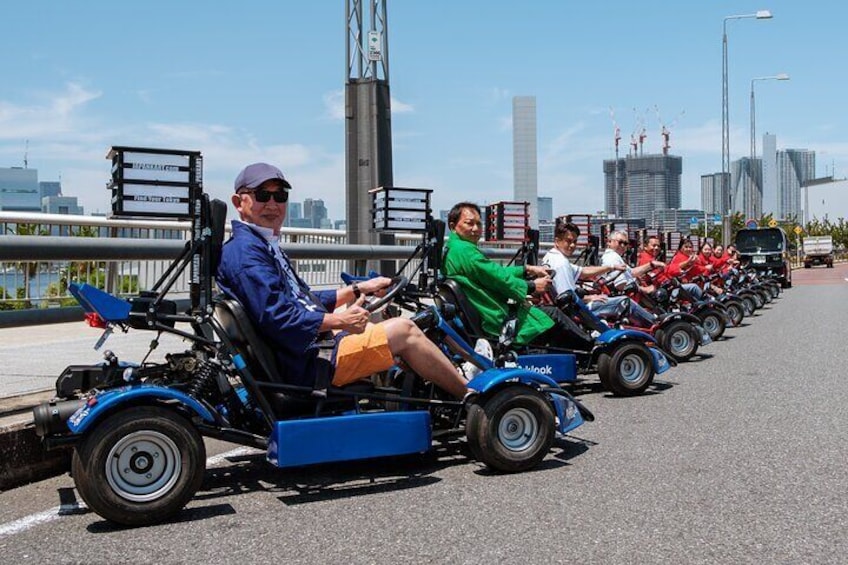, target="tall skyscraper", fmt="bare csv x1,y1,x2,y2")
603,154,682,220
604,158,627,217
700,172,728,215
730,157,761,218
513,96,538,228
303,198,328,229
761,133,778,217
732,141,815,220
537,196,553,223
284,201,303,227
777,149,815,219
